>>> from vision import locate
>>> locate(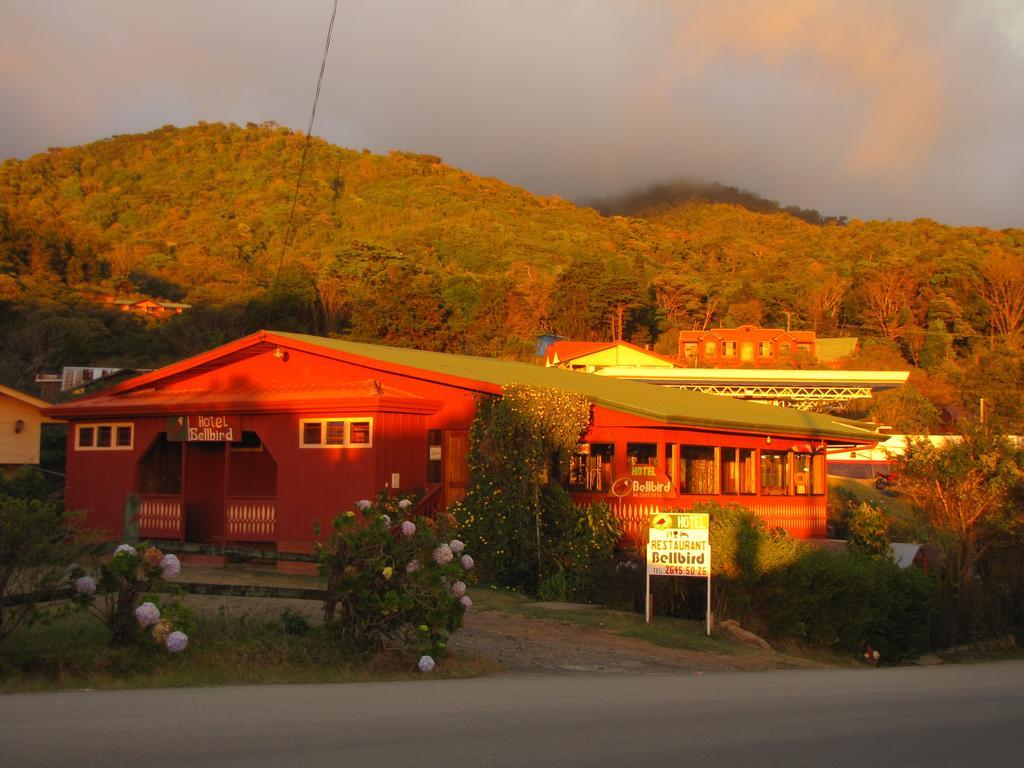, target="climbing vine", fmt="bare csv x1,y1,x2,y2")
457,385,592,592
